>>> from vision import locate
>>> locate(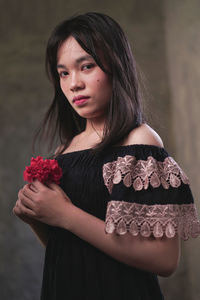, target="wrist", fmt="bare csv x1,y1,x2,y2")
57,202,77,230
